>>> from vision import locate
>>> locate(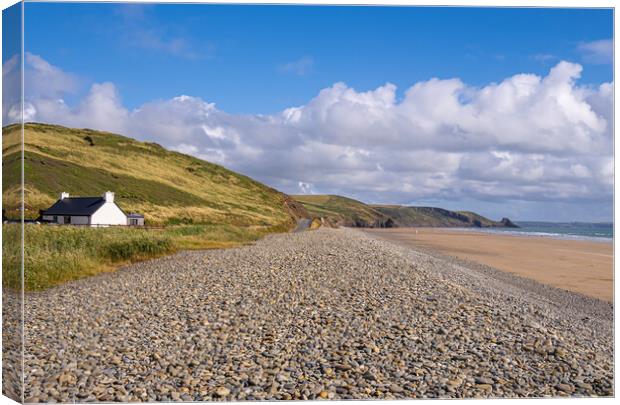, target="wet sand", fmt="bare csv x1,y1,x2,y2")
363,228,613,302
